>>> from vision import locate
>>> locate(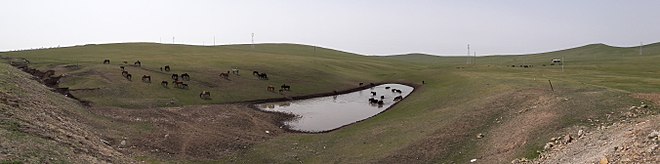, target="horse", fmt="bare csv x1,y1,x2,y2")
142,75,151,83
181,84,188,89
359,82,364,86
122,70,129,77
393,95,403,101
181,73,190,81
280,84,290,91
385,87,391,89
422,80,425,84
199,91,211,99
380,95,385,99
126,74,132,81
371,91,376,96
120,66,125,71
171,74,179,80
134,60,141,67
103,59,110,64
368,98,379,104
253,71,259,76
164,65,170,71
173,81,184,88
231,68,239,75
219,73,229,79
160,67,163,71
123,61,128,64
161,80,168,87
258,73,268,80
267,85,275,92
